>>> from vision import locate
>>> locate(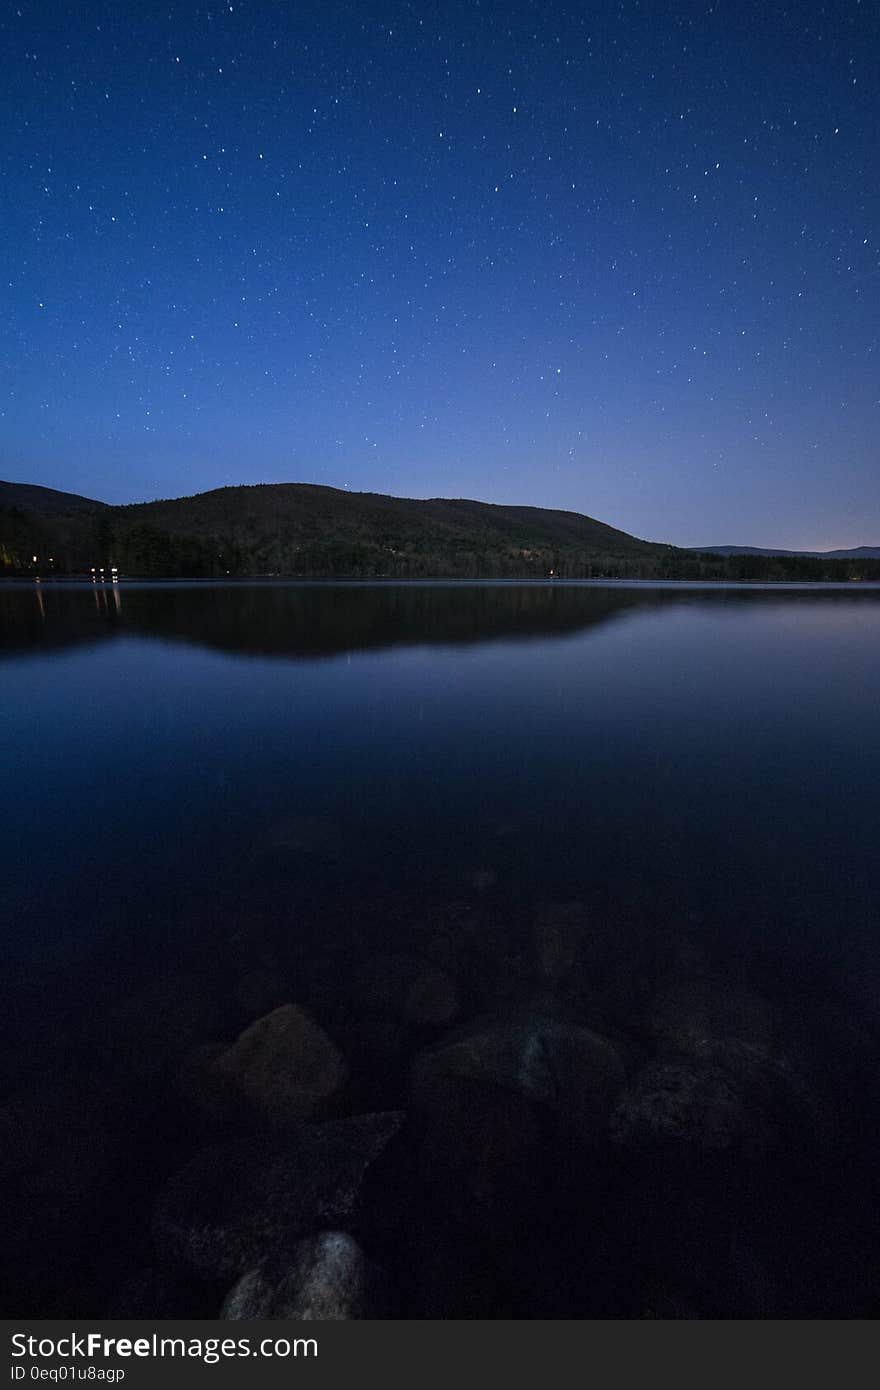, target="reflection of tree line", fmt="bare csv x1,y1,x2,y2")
0,584,125,654
118,583,672,657
2,581,878,662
